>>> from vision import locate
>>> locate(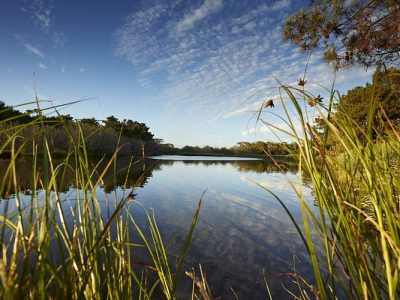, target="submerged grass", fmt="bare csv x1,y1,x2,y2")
0,102,202,299
262,78,400,299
